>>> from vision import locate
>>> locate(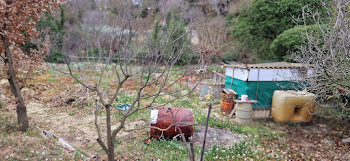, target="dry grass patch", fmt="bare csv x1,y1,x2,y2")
0,111,72,160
